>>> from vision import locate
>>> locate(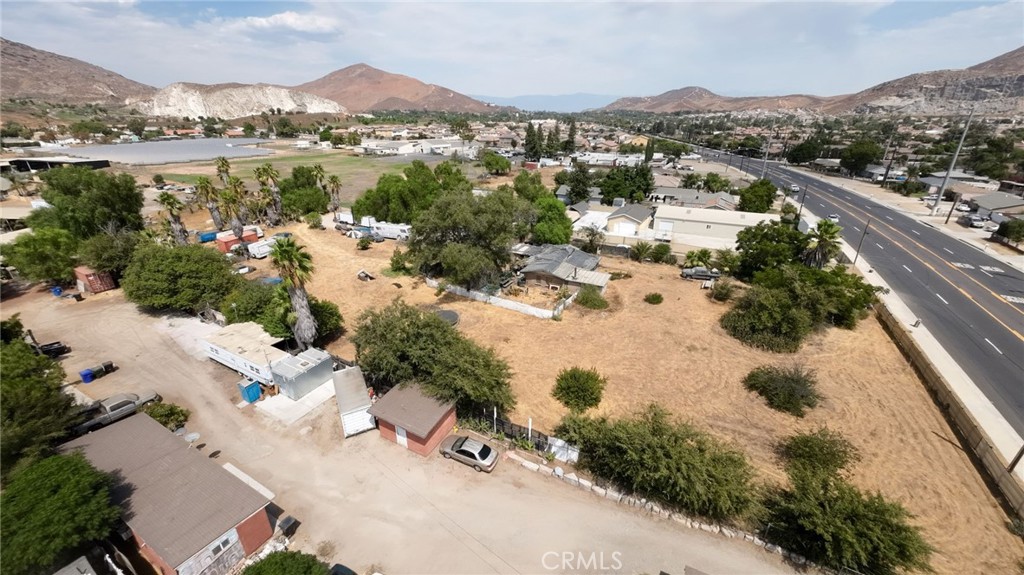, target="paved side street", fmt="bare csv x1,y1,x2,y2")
5,290,792,575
